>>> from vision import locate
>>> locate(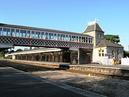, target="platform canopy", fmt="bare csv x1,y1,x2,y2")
0,43,13,49
5,48,62,56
